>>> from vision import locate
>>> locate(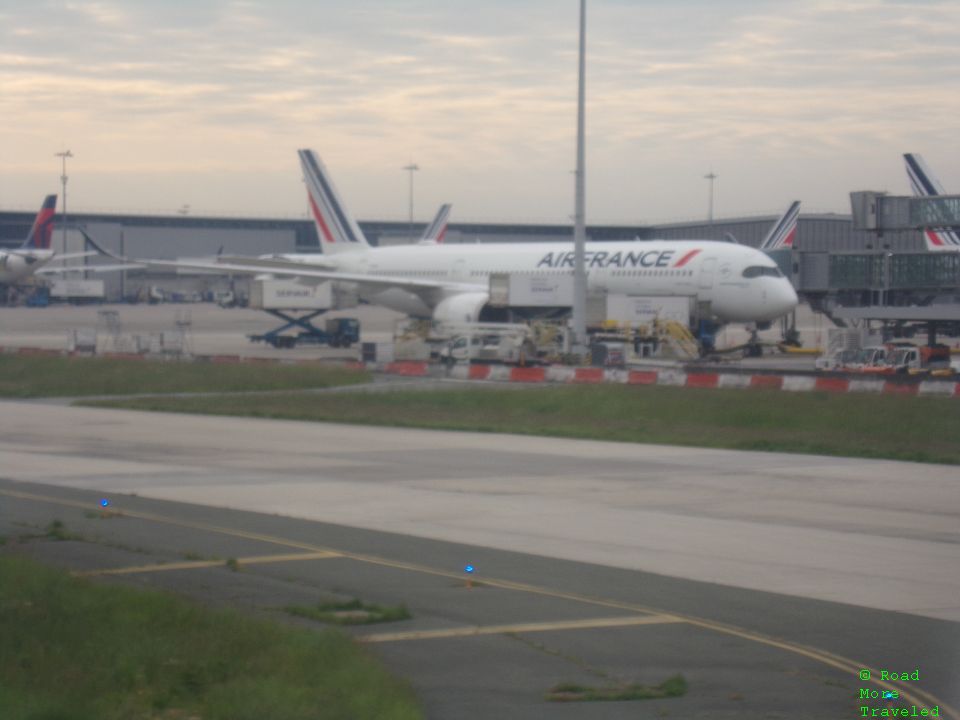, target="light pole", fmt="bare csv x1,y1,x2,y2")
704,171,717,223
403,162,419,240
55,150,73,251
571,0,588,356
